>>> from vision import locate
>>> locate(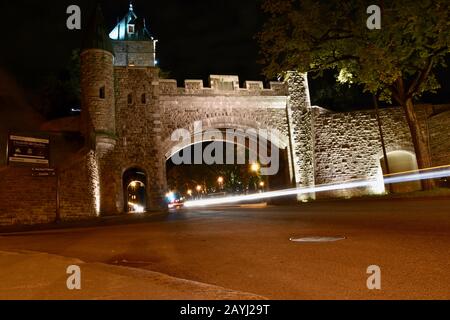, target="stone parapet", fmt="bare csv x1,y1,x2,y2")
154,74,287,96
